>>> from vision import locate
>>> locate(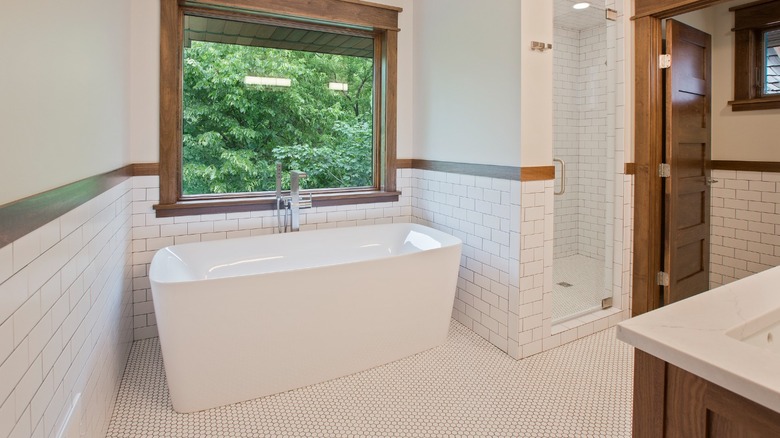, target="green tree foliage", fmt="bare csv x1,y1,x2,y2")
182,41,374,195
